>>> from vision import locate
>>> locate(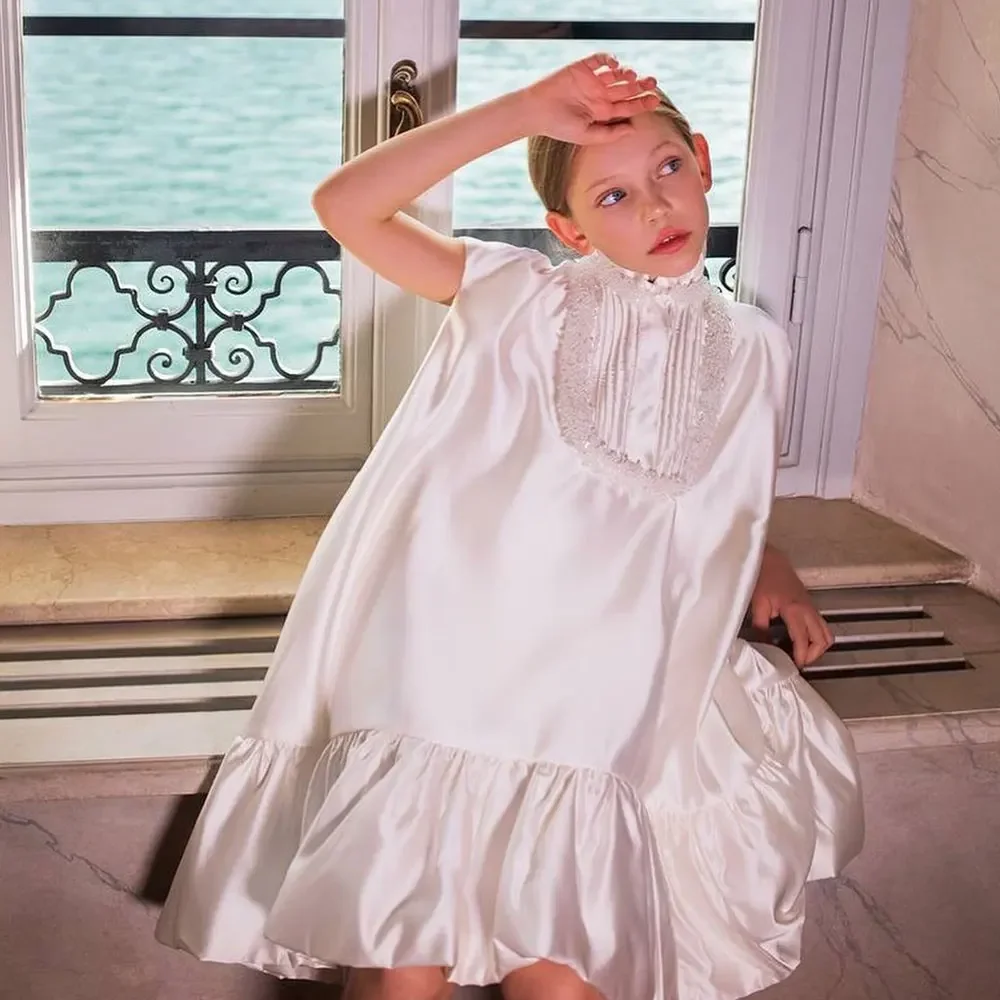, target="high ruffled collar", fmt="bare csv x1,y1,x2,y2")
578,250,710,302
